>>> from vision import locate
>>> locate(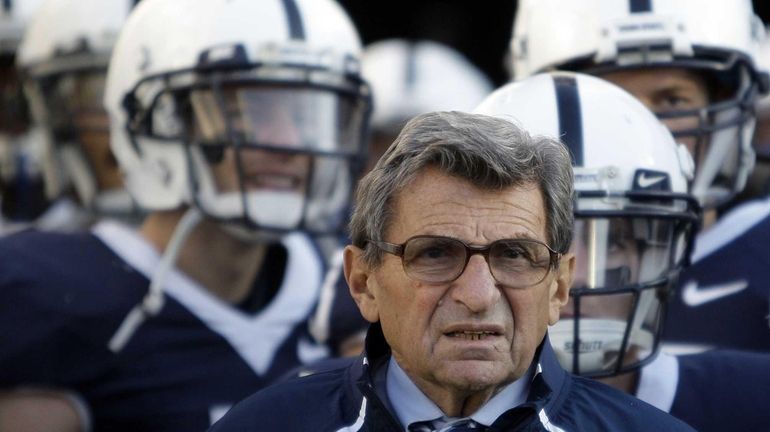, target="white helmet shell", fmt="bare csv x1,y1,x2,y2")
17,0,132,72
476,72,692,195
511,0,764,79
362,39,492,133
